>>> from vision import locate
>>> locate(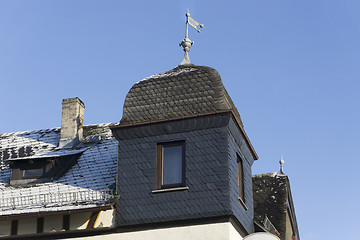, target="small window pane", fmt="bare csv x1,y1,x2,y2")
23,168,43,177
162,145,183,185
